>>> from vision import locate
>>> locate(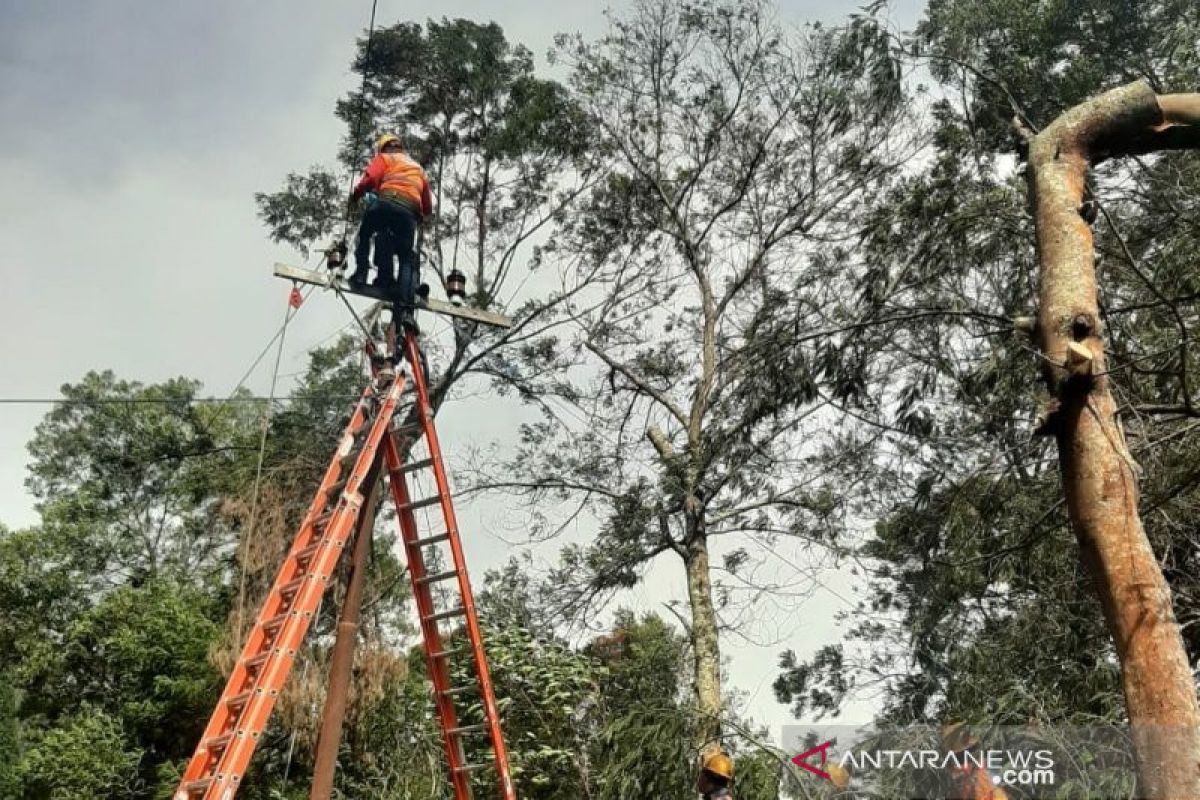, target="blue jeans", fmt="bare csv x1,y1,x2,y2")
353,204,391,277
375,202,419,305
